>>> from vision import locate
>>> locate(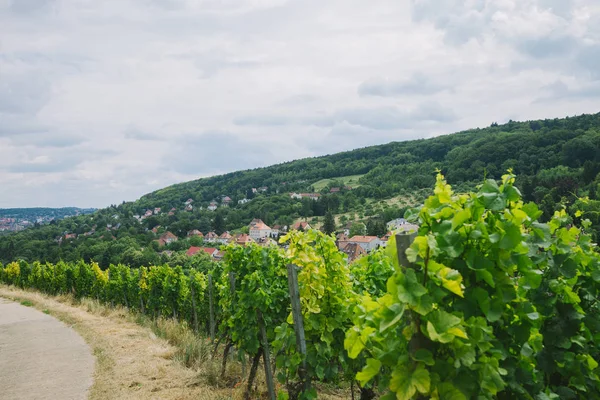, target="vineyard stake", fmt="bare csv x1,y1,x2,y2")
257,309,276,400
395,232,429,359
208,273,215,342
138,268,145,314
190,274,199,333
286,263,311,394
